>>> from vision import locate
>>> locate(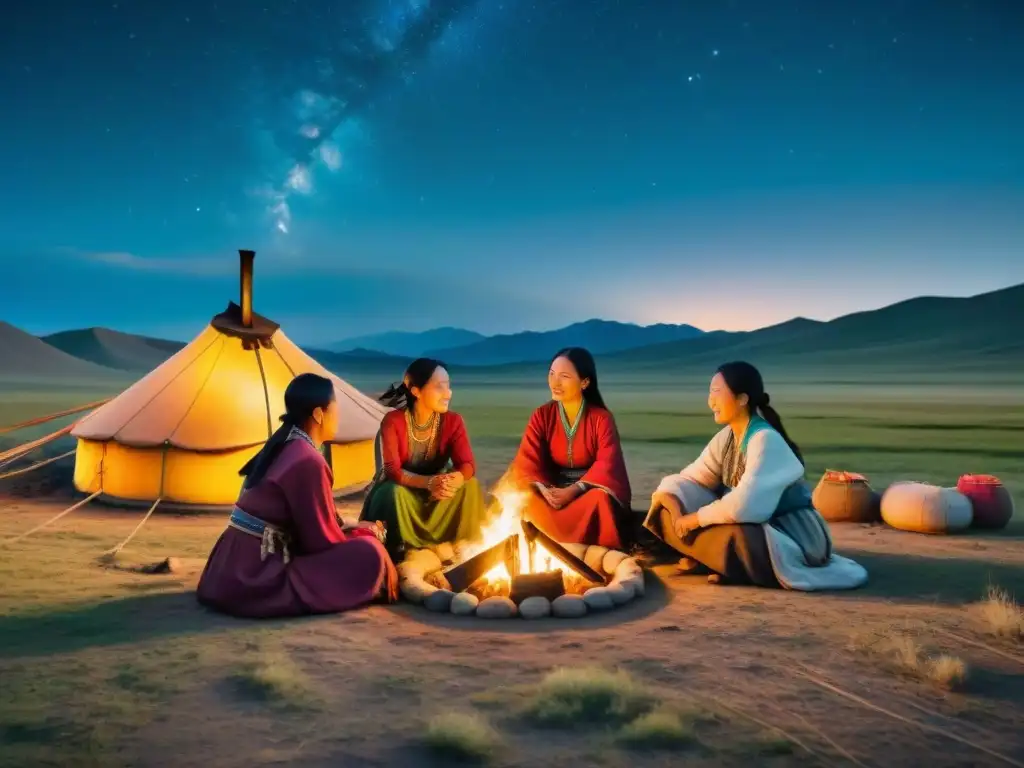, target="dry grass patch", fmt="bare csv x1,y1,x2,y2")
524,666,653,727
973,586,1023,641
228,647,318,709
422,711,503,763
617,705,700,750
853,631,968,690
